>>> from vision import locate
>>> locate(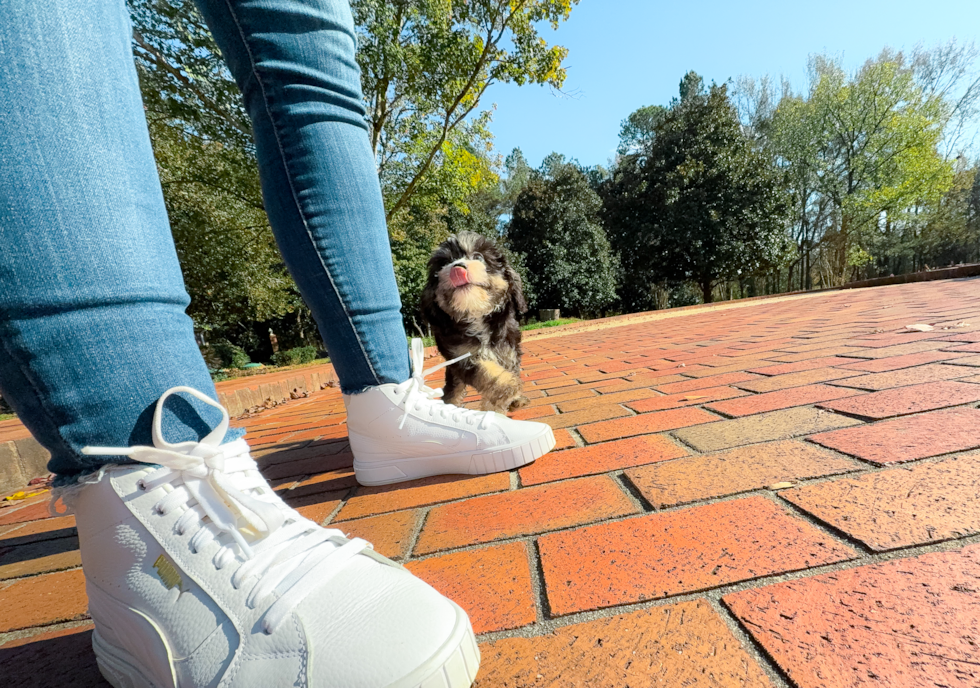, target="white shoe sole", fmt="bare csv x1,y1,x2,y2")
93,601,480,688
352,426,556,486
